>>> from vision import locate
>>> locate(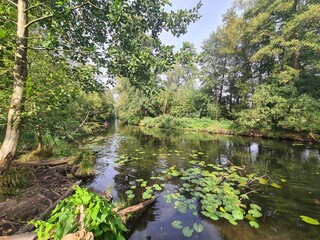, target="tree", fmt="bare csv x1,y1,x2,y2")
237,0,320,131
0,0,202,172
